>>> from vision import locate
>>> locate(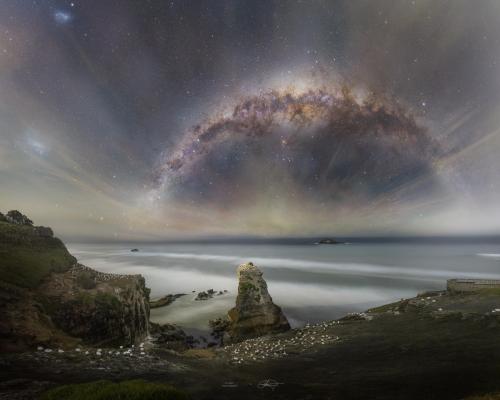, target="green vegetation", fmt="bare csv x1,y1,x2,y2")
240,282,257,292
95,292,122,311
76,271,96,289
477,288,500,296
41,380,188,400
367,300,401,313
0,221,75,288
